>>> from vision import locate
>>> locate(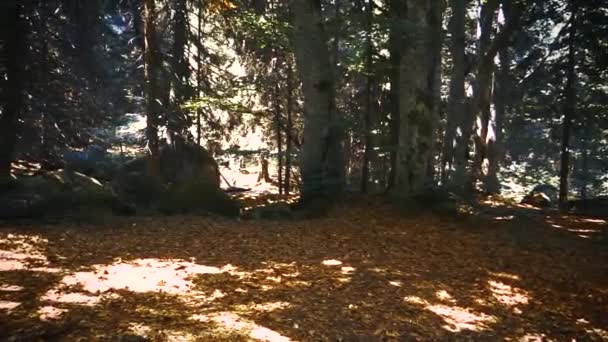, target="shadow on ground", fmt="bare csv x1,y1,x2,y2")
0,201,607,341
